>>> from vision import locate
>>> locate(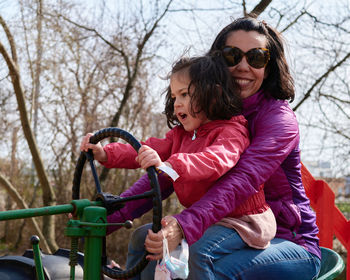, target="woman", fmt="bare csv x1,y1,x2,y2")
144,16,321,280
